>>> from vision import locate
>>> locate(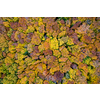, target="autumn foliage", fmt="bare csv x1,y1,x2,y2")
0,17,100,84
